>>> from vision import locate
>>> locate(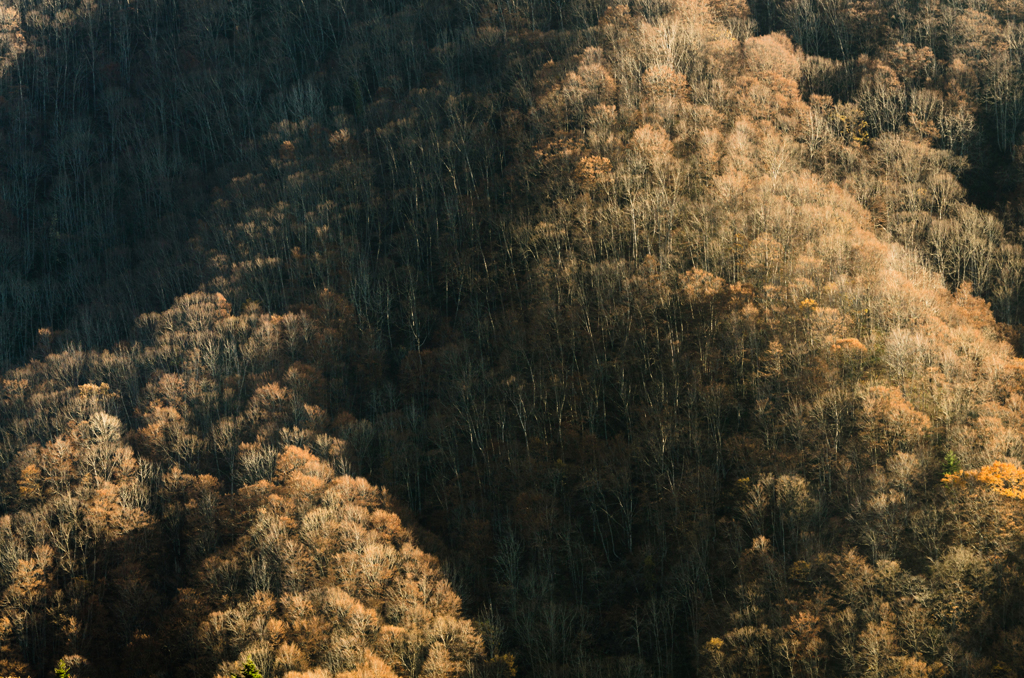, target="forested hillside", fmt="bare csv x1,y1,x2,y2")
5,0,1024,675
